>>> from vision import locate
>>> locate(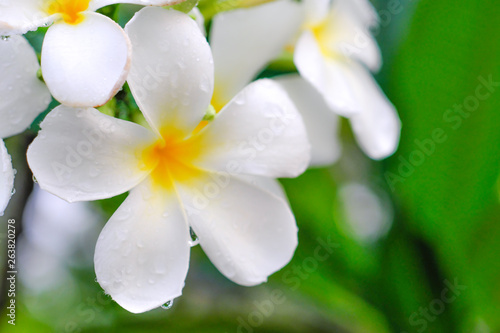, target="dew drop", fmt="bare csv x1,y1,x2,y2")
32,175,38,184
1,35,10,41
189,227,199,247
161,300,174,310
